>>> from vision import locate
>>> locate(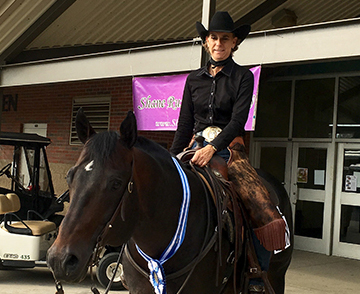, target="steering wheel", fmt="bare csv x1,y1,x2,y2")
0,163,12,177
